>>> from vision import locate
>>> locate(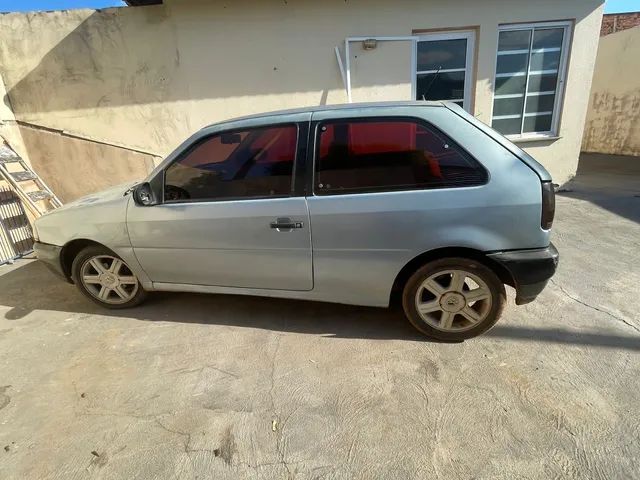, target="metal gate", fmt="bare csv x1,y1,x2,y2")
0,186,34,265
